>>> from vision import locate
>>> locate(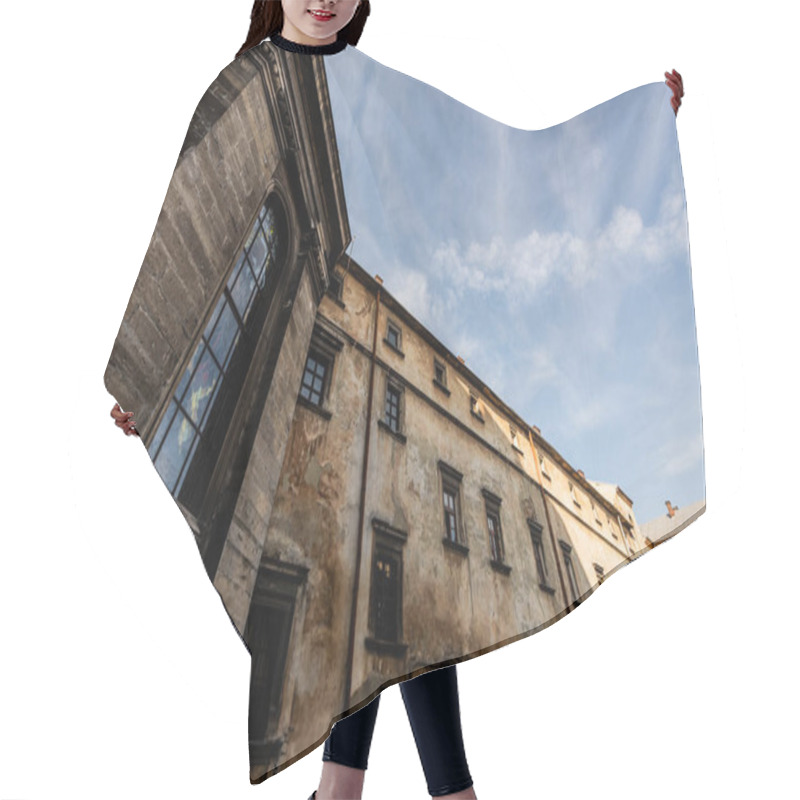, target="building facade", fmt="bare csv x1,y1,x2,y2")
103,43,650,782
249,253,648,778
